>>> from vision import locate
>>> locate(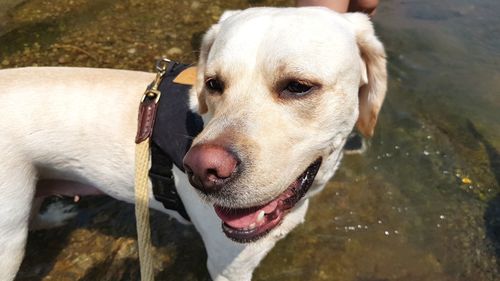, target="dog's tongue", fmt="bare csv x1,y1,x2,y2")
214,200,279,229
